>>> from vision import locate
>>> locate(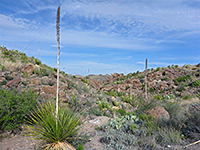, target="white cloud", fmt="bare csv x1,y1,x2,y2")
0,13,159,51
1,0,199,75
0,14,37,30
1,0,200,49
61,0,200,33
